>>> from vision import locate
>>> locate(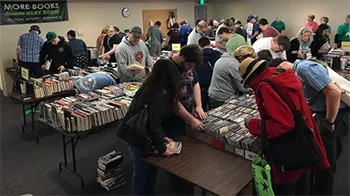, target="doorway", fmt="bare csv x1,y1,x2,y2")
195,6,207,24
